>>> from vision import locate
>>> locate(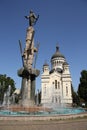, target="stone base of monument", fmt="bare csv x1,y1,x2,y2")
21,99,35,107
17,67,40,107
